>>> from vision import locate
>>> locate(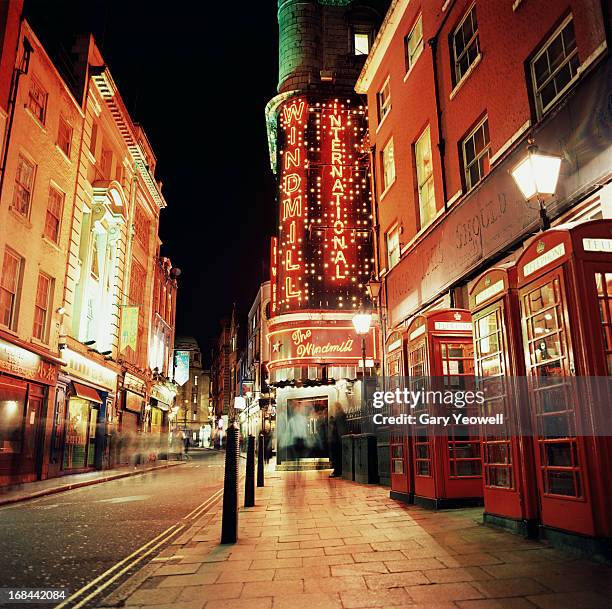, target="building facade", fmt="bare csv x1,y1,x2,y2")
174,336,212,446
356,0,612,548
266,0,388,468
0,18,178,485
